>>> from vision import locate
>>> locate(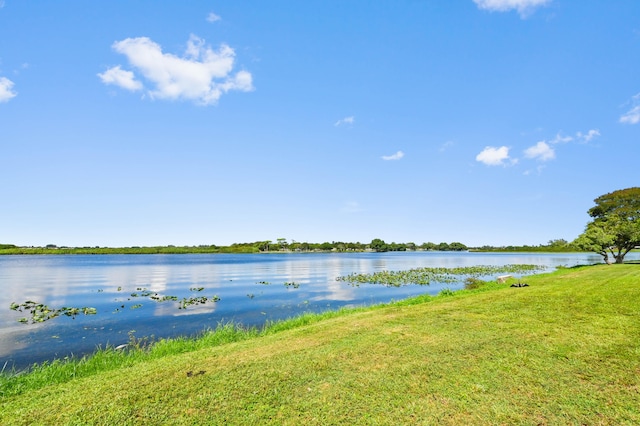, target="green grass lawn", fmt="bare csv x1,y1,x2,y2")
2,264,639,425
